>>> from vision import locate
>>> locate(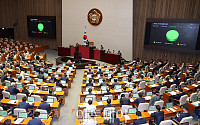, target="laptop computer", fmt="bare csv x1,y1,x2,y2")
47,98,54,106
61,80,66,86
126,71,130,75
35,72,39,75
193,97,198,102
48,69,53,72
38,79,43,83
128,108,137,114
16,84,23,89
44,73,48,77
115,85,121,90
132,76,137,80
148,106,156,114
27,97,35,102
0,110,7,117
117,73,122,76
55,74,59,78
39,113,48,120
27,78,32,81
10,95,17,100
28,86,35,90
18,112,28,119
56,87,62,92
133,94,139,98
168,88,173,92
122,77,127,81
26,71,30,74
42,86,48,91
146,92,152,96
150,81,154,85
6,83,11,87
101,86,107,91
166,103,173,108
102,96,109,101
99,79,103,83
